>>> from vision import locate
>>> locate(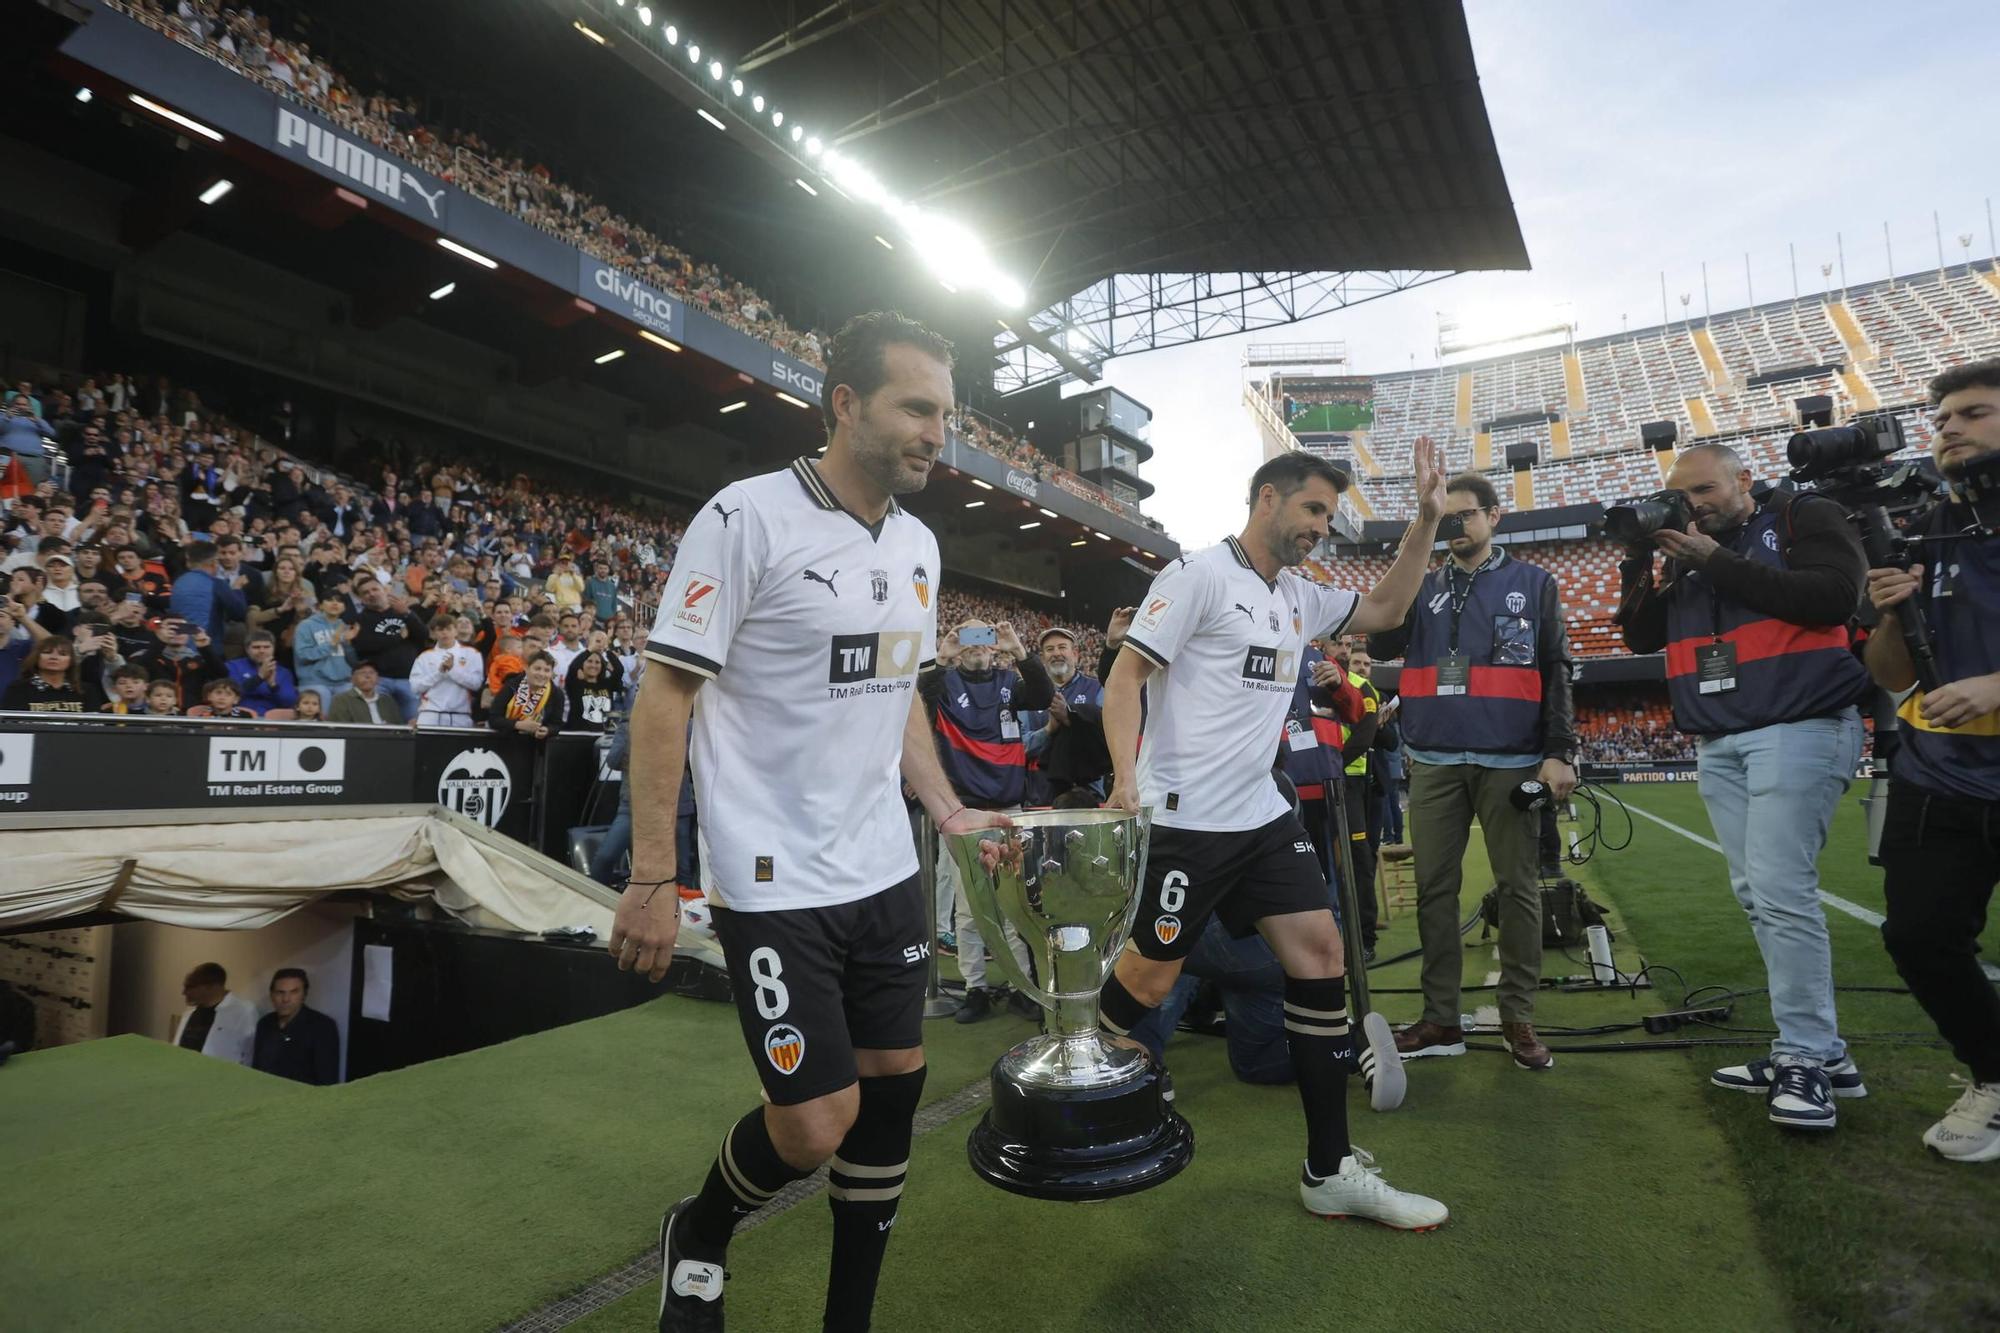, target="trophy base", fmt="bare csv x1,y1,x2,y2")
967,1053,1194,1202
